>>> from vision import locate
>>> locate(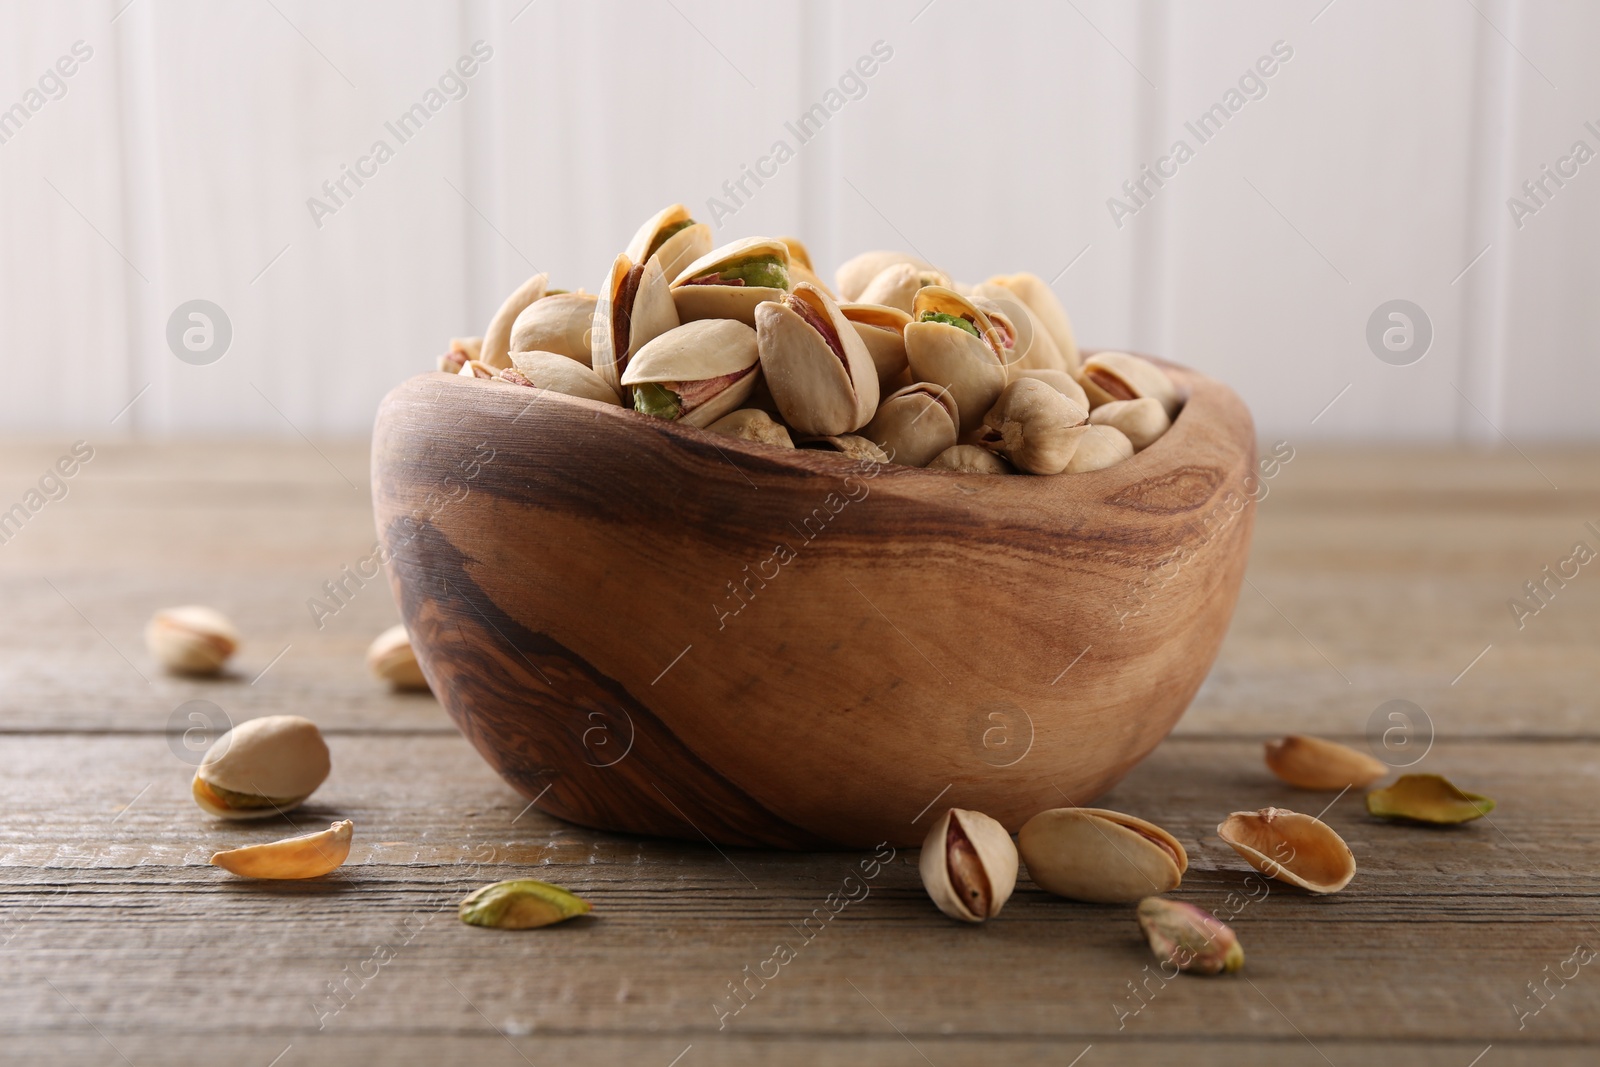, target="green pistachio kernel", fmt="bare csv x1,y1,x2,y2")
920,311,980,338
459,879,592,930
633,383,683,421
